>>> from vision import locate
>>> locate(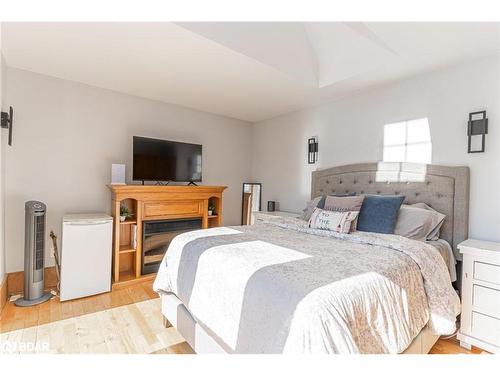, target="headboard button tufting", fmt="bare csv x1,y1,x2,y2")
310,162,469,256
